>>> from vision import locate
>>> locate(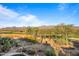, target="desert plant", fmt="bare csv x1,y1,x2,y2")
0,37,20,52
44,49,56,56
